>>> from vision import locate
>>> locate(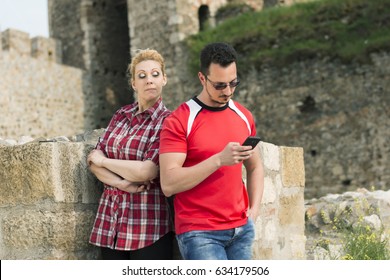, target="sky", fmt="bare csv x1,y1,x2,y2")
0,0,49,37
